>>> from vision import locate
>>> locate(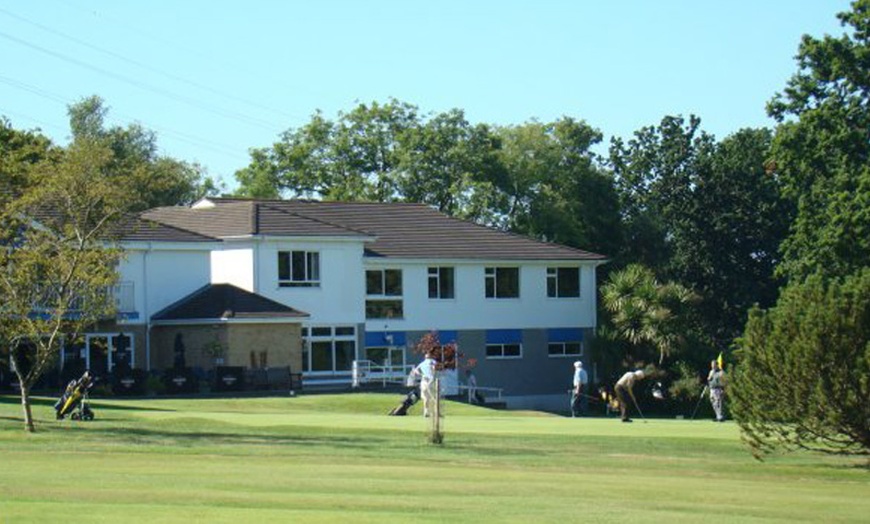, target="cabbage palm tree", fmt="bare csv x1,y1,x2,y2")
601,264,695,364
